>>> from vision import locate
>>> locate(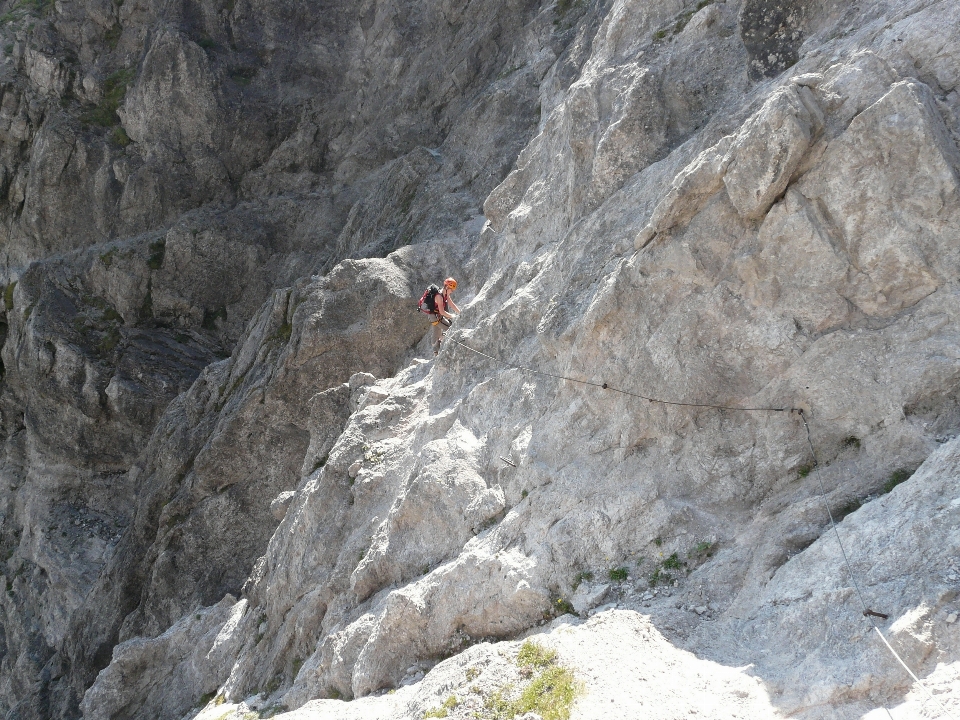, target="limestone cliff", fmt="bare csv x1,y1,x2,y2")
1,0,960,718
